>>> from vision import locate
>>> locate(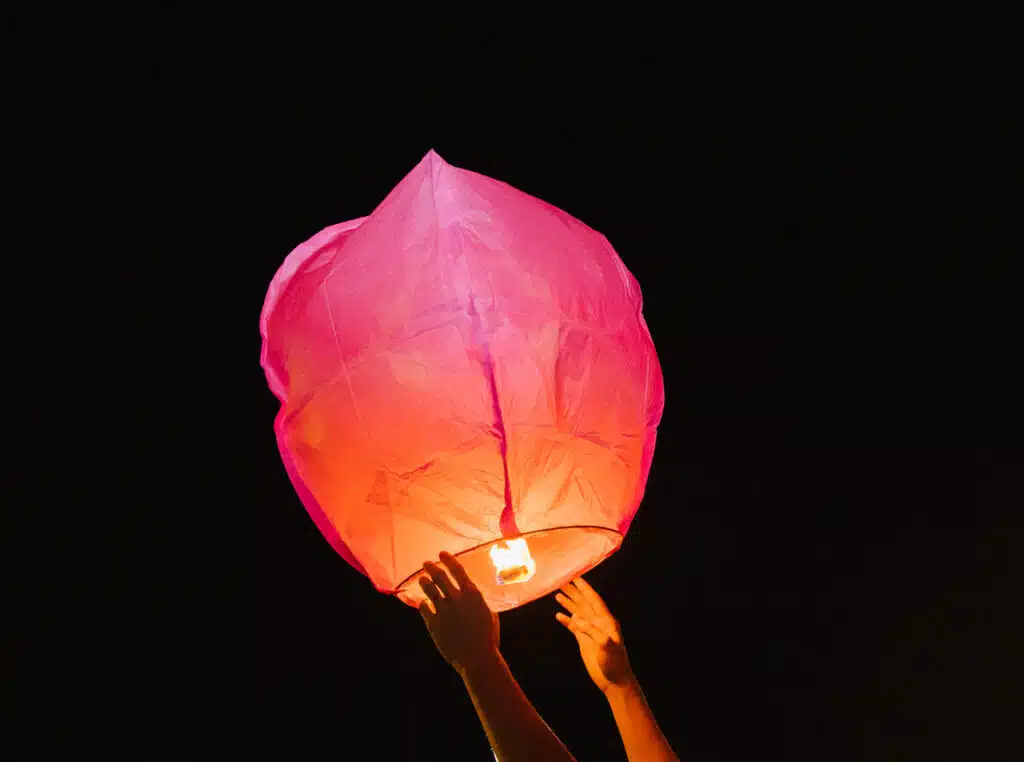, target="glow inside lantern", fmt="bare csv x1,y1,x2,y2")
489,537,537,585
260,150,664,612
